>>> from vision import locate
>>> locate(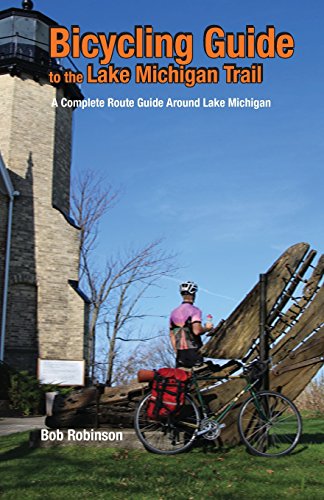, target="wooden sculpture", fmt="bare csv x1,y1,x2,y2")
46,243,324,446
